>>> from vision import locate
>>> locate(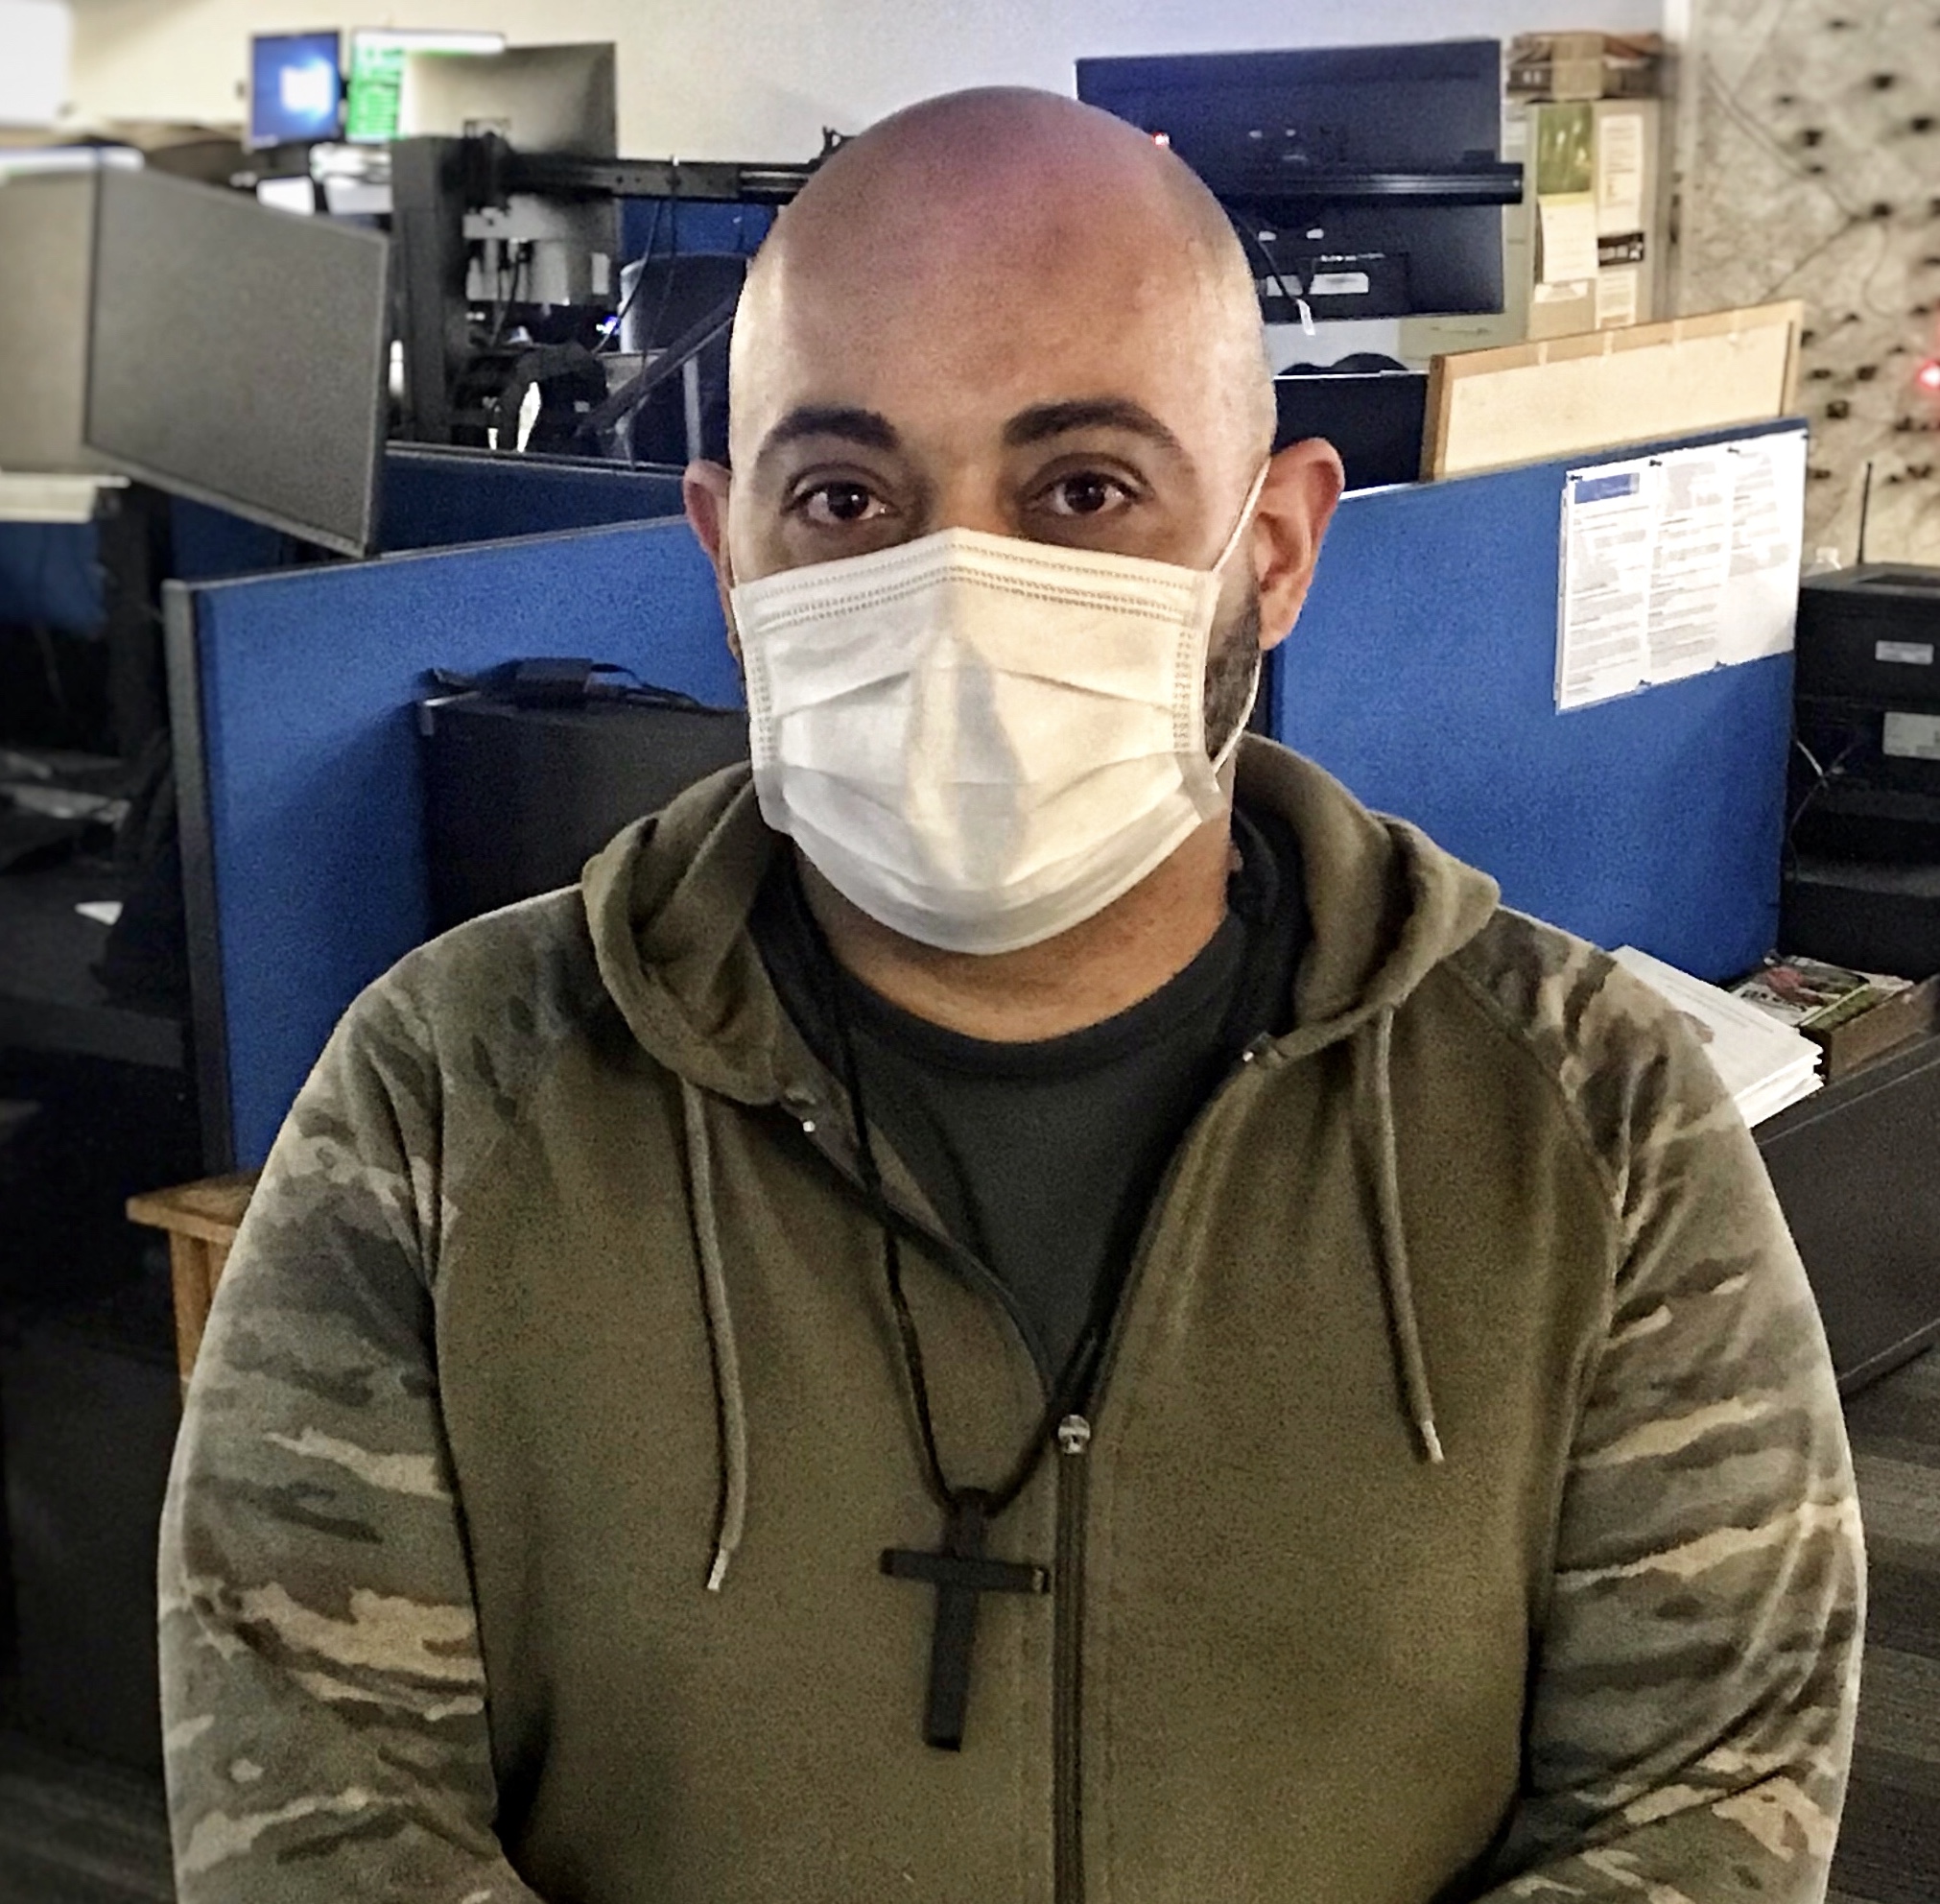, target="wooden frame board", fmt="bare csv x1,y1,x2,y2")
1421,300,1804,480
